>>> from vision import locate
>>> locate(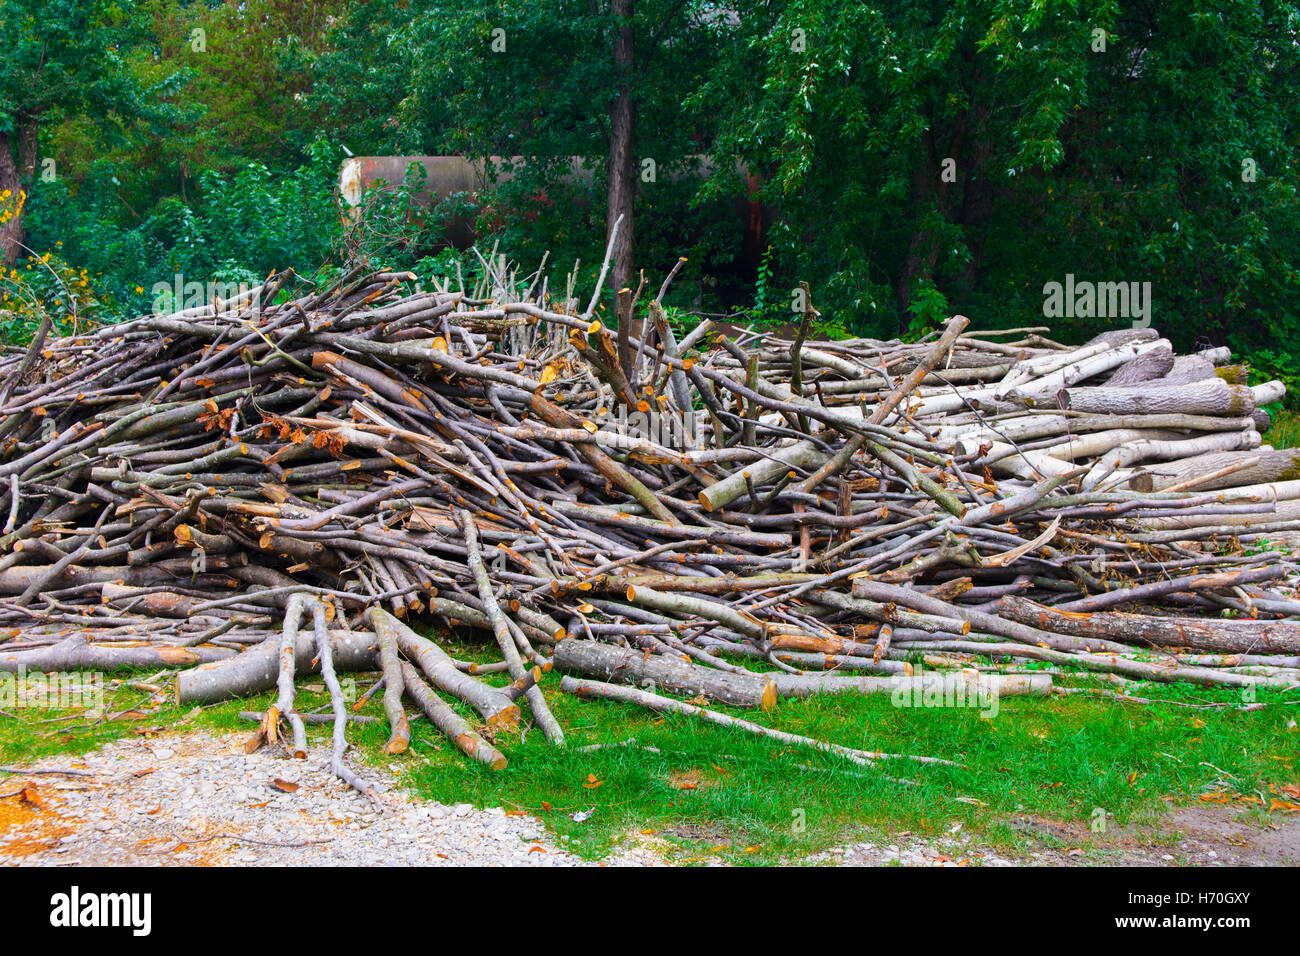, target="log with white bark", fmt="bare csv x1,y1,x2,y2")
175,628,378,704
1127,447,1300,492
1105,343,1174,385
553,638,778,709
1062,378,1266,416
1080,428,1261,491
1003,339,1171,405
